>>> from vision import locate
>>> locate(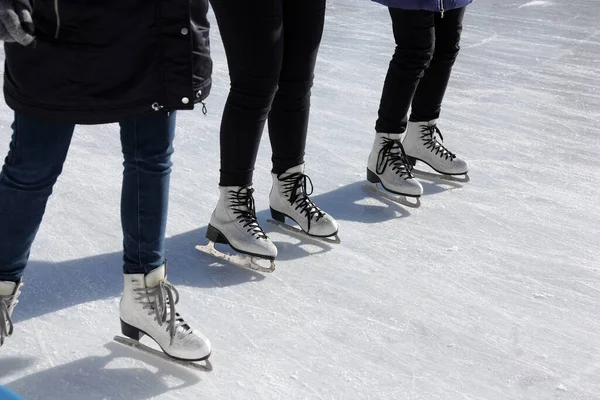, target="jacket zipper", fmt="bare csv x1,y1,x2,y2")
440,0,445,18
54,0,61,38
